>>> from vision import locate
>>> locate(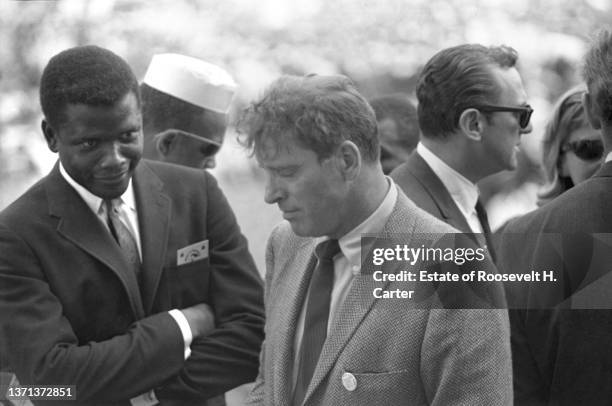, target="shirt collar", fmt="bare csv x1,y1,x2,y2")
59,162,136,214
606,151,612,163
329,177,398,272
416,142,479,216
